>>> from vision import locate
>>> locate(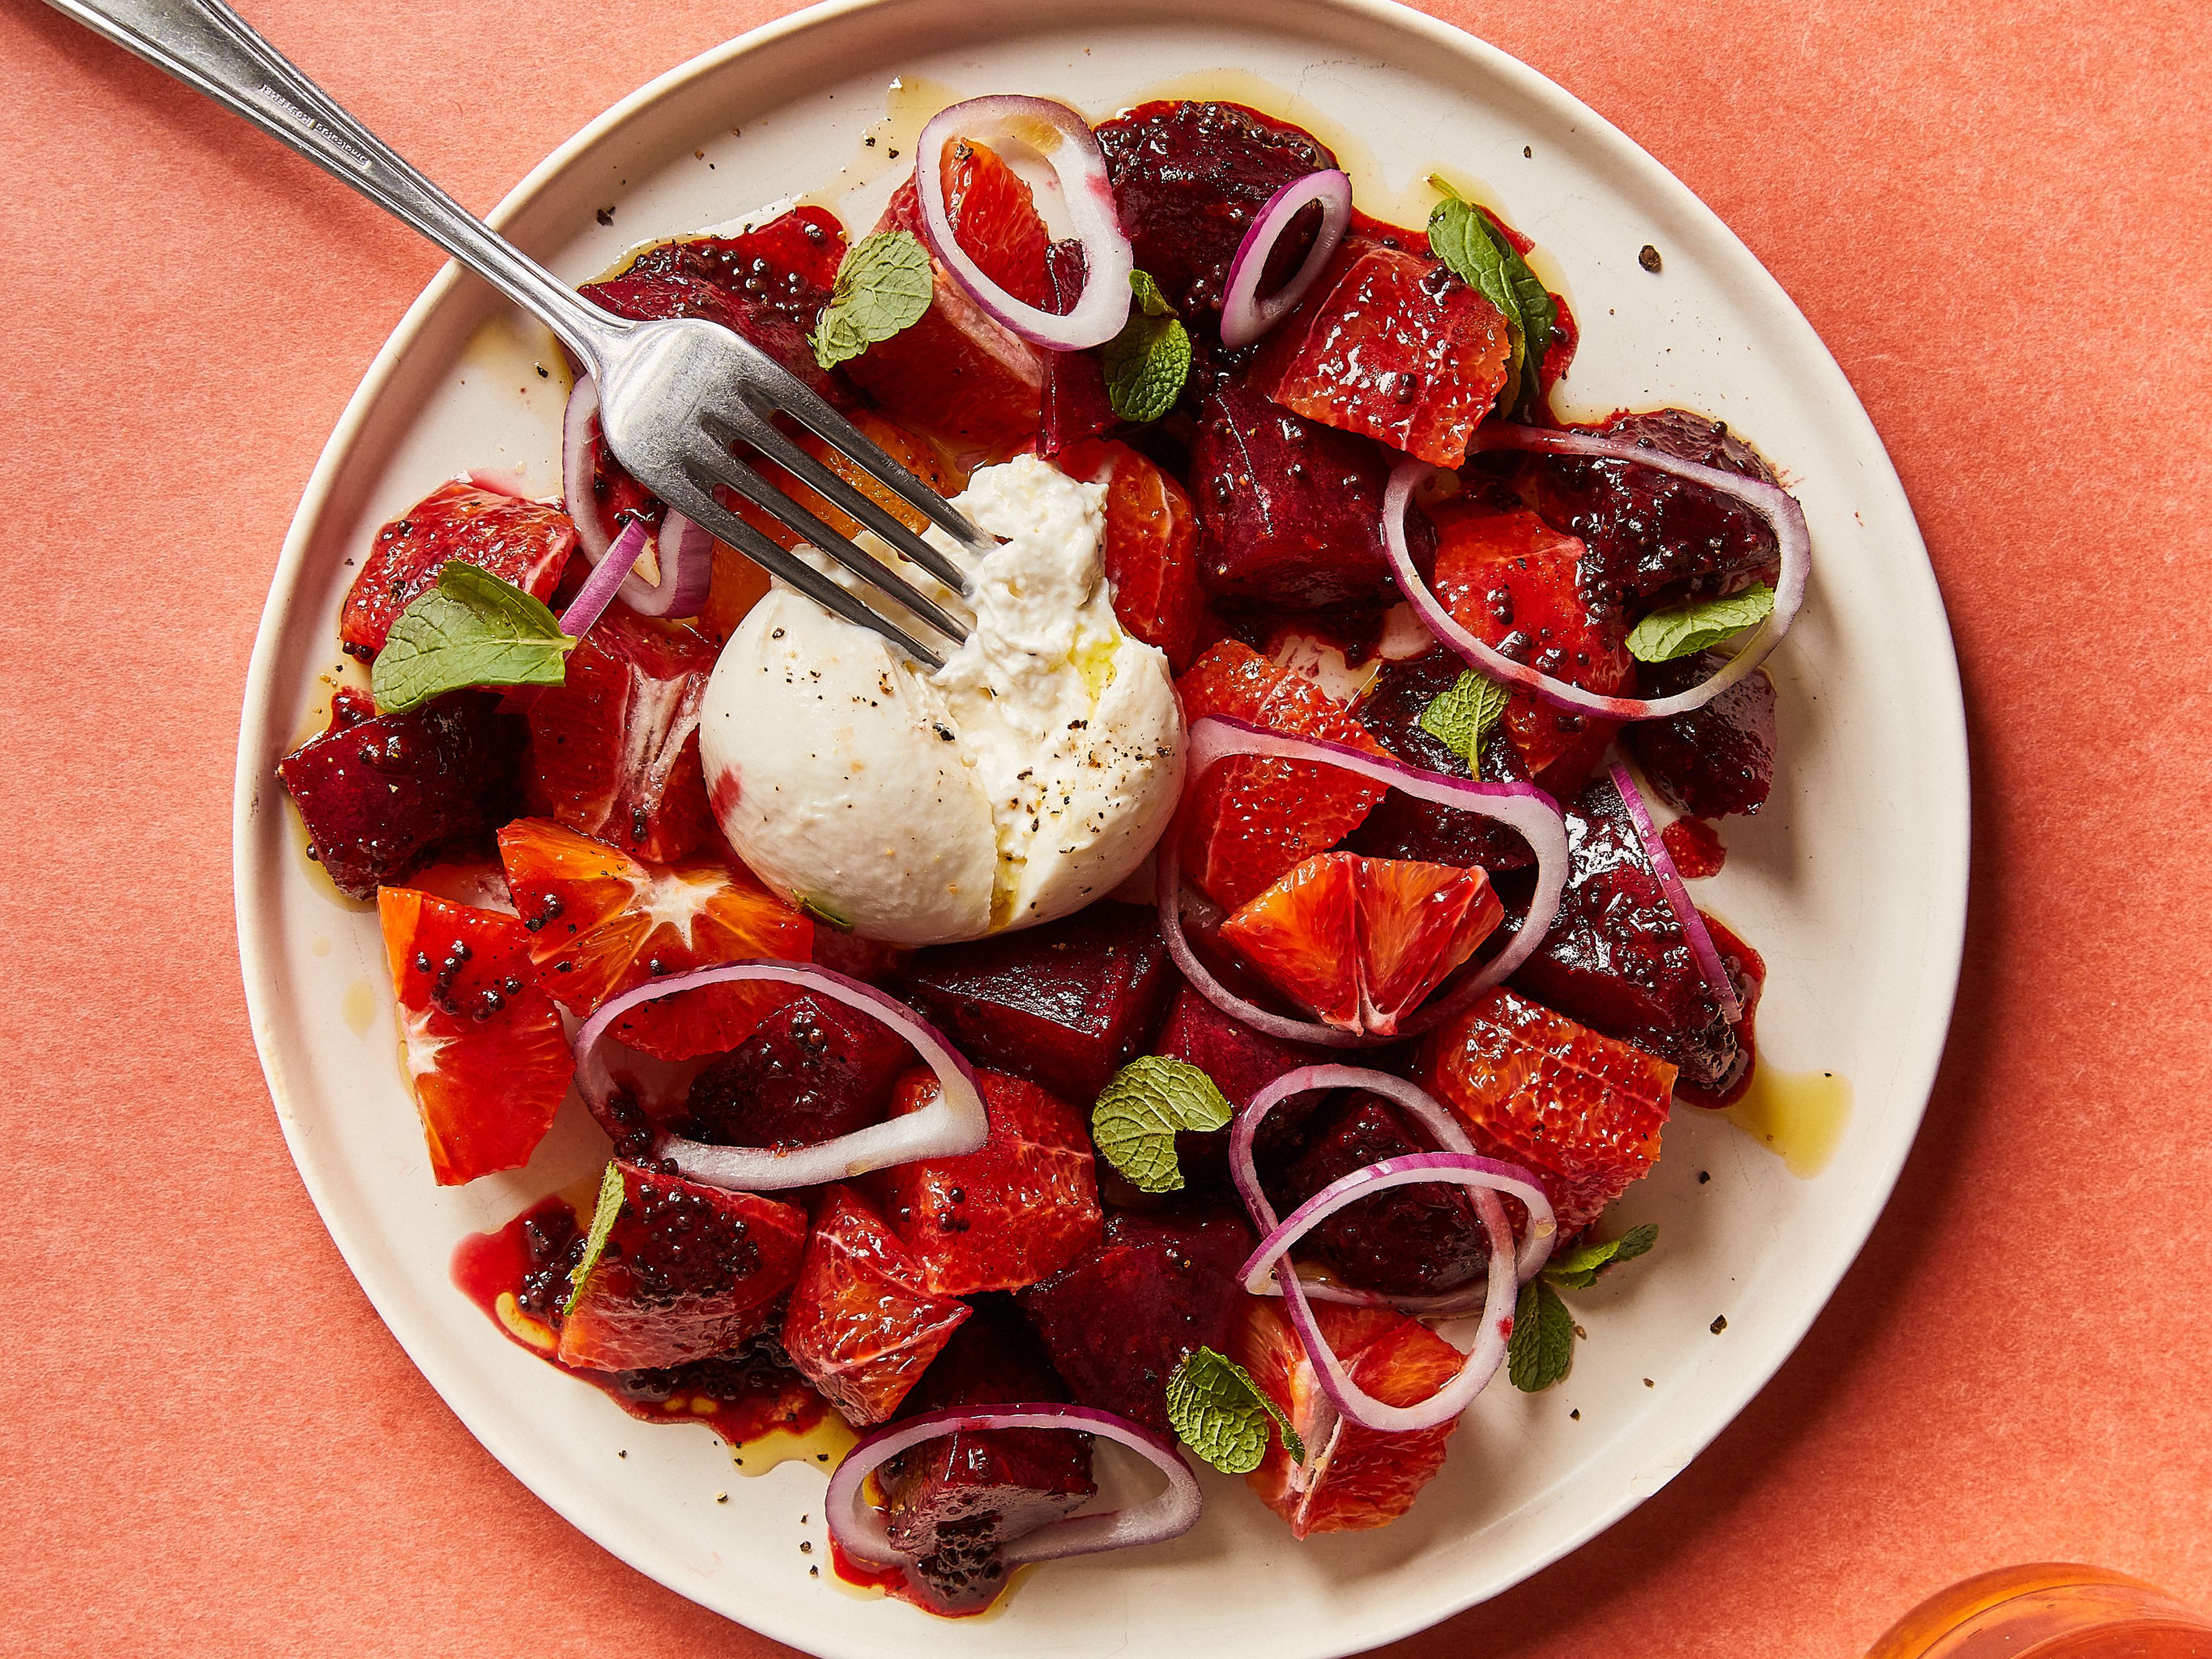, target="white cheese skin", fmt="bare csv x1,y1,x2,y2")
699,455,1184,946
